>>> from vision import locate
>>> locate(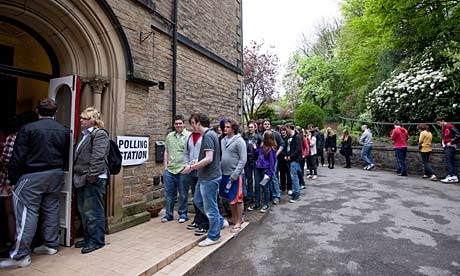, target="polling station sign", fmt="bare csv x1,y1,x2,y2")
117,136,149,166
